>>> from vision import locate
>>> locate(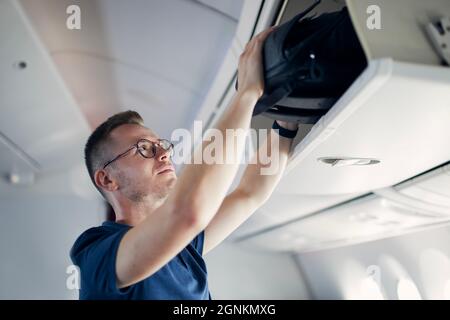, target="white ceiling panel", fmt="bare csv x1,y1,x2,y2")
0,0,90,172
195,0,243,21
19,0,242,134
